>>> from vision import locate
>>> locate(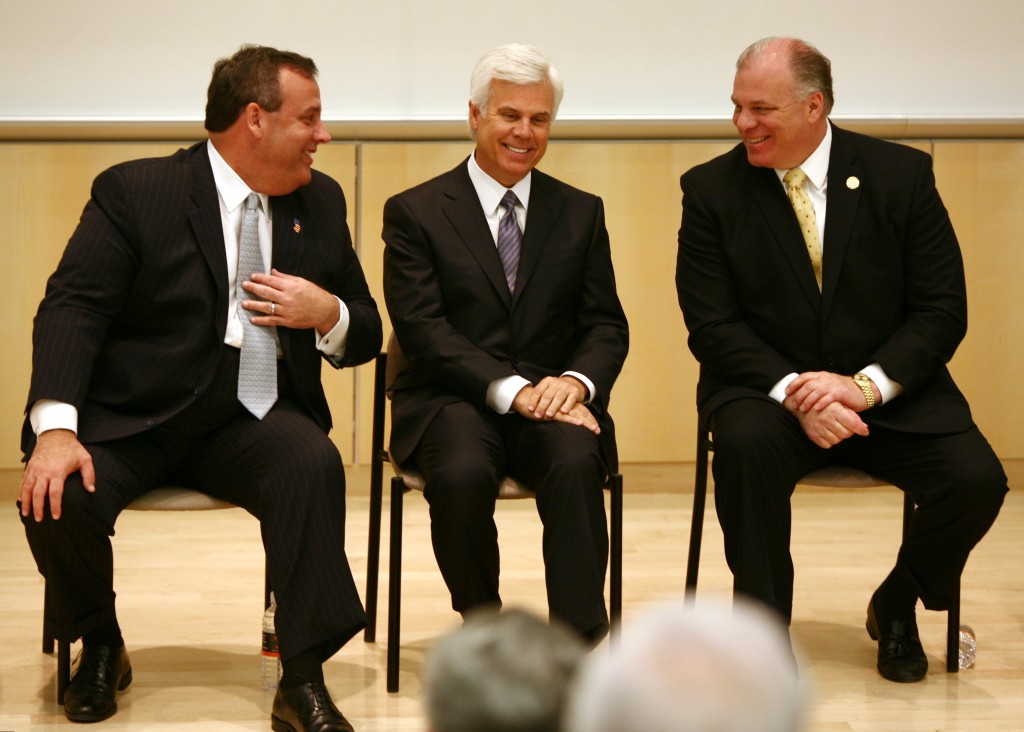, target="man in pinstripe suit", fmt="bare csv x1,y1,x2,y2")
18,46,381,730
